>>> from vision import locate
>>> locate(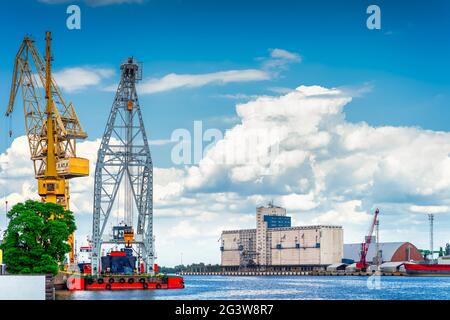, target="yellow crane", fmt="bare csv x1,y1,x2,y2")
5,31,89,264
